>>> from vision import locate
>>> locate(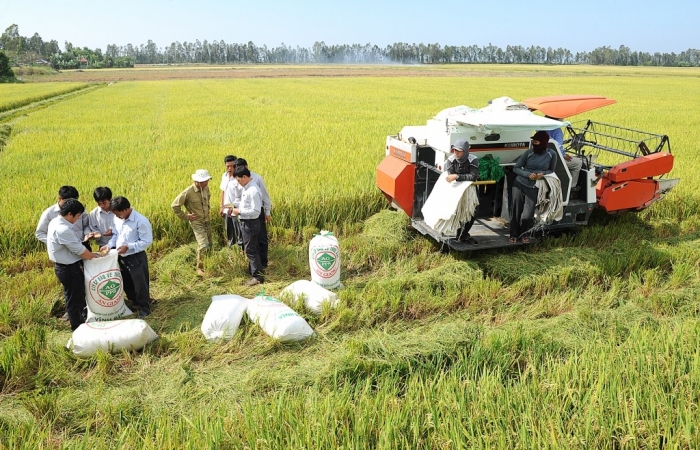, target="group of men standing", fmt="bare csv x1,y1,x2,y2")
39,155,270,330
37,187,153,330
171,155,271,286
